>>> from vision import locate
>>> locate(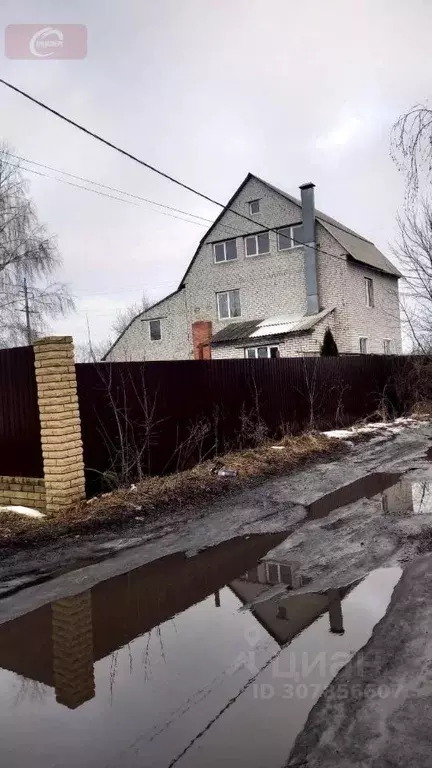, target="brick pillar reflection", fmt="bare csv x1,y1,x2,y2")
328,588,345,635
52,591,95,709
